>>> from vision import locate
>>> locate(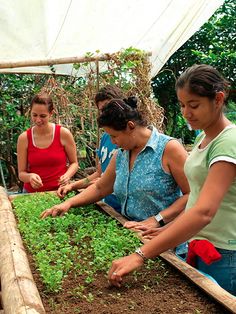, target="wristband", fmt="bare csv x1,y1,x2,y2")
83,177,90,185
135,247,147,261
